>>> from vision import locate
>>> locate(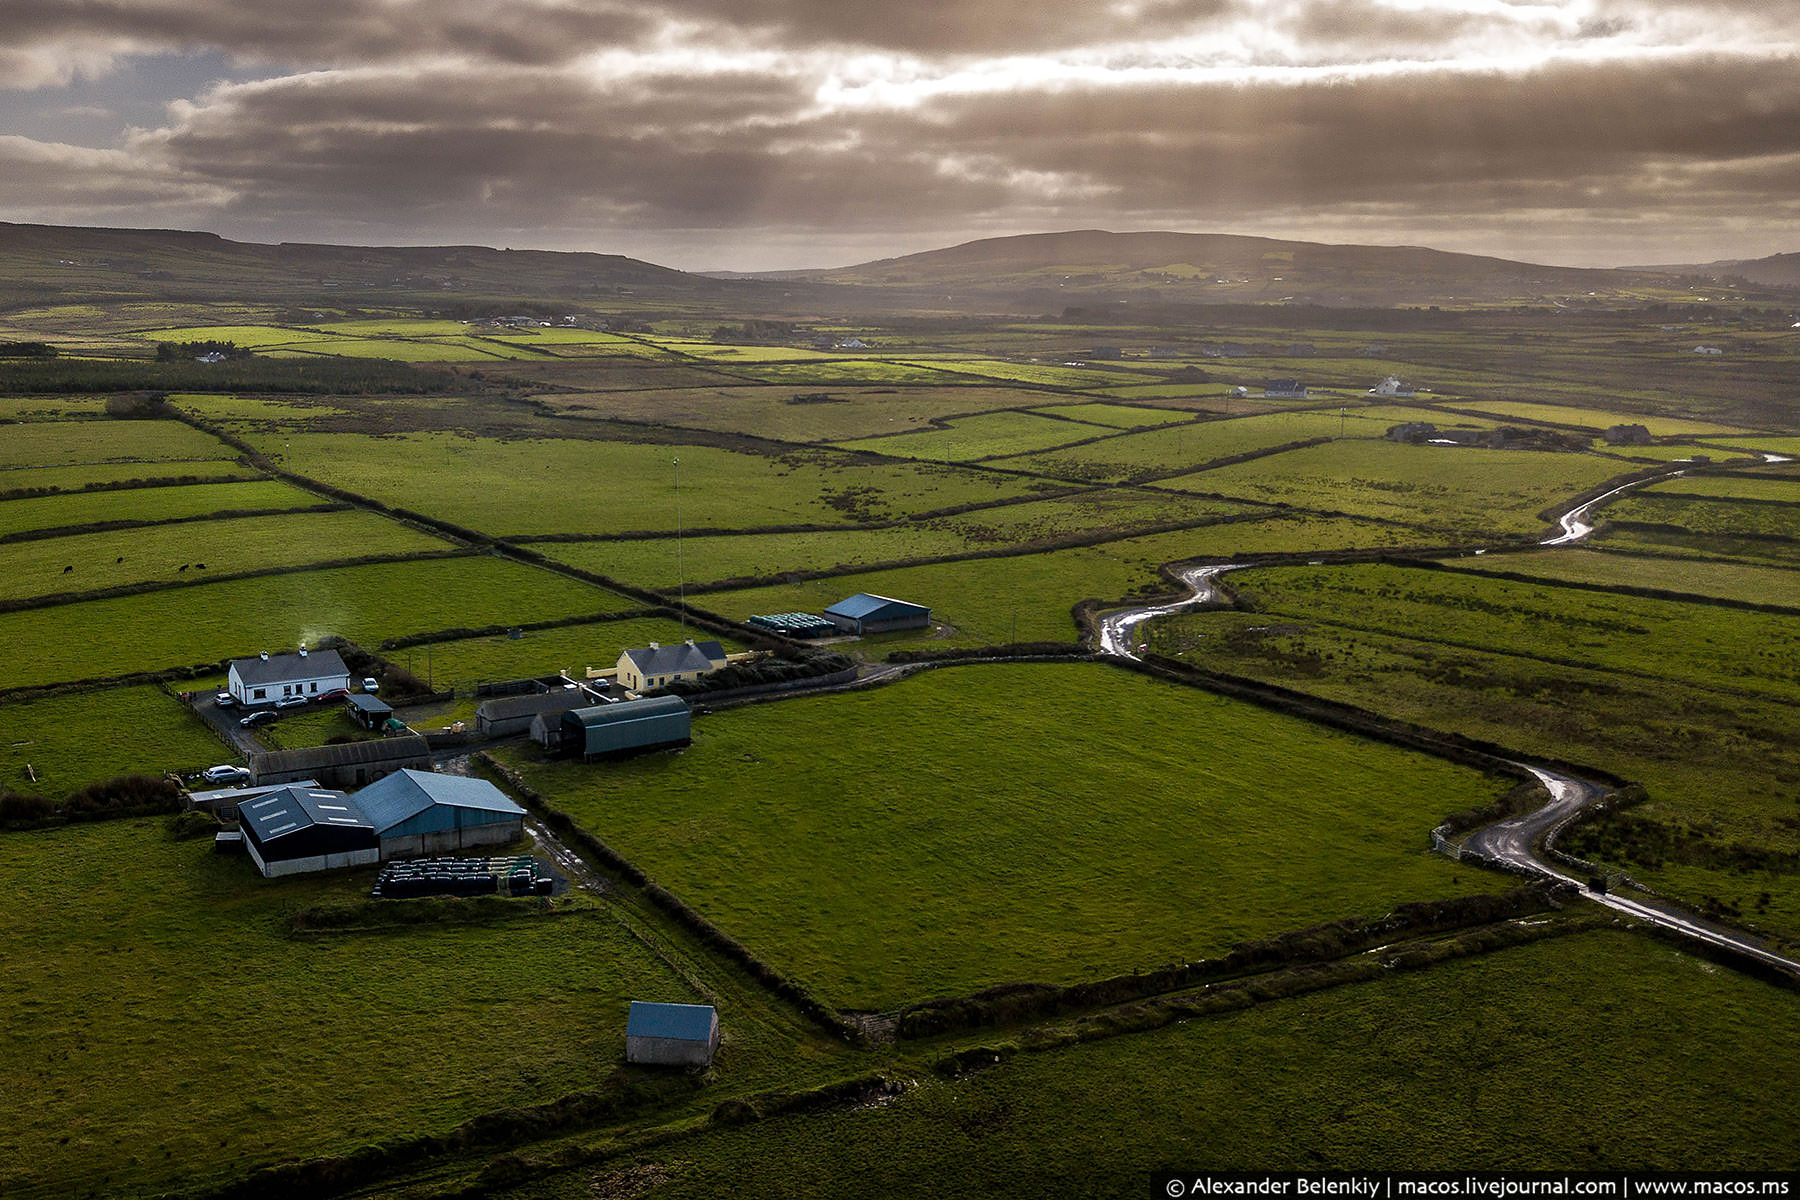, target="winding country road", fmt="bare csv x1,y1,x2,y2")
1092,478,1800,979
